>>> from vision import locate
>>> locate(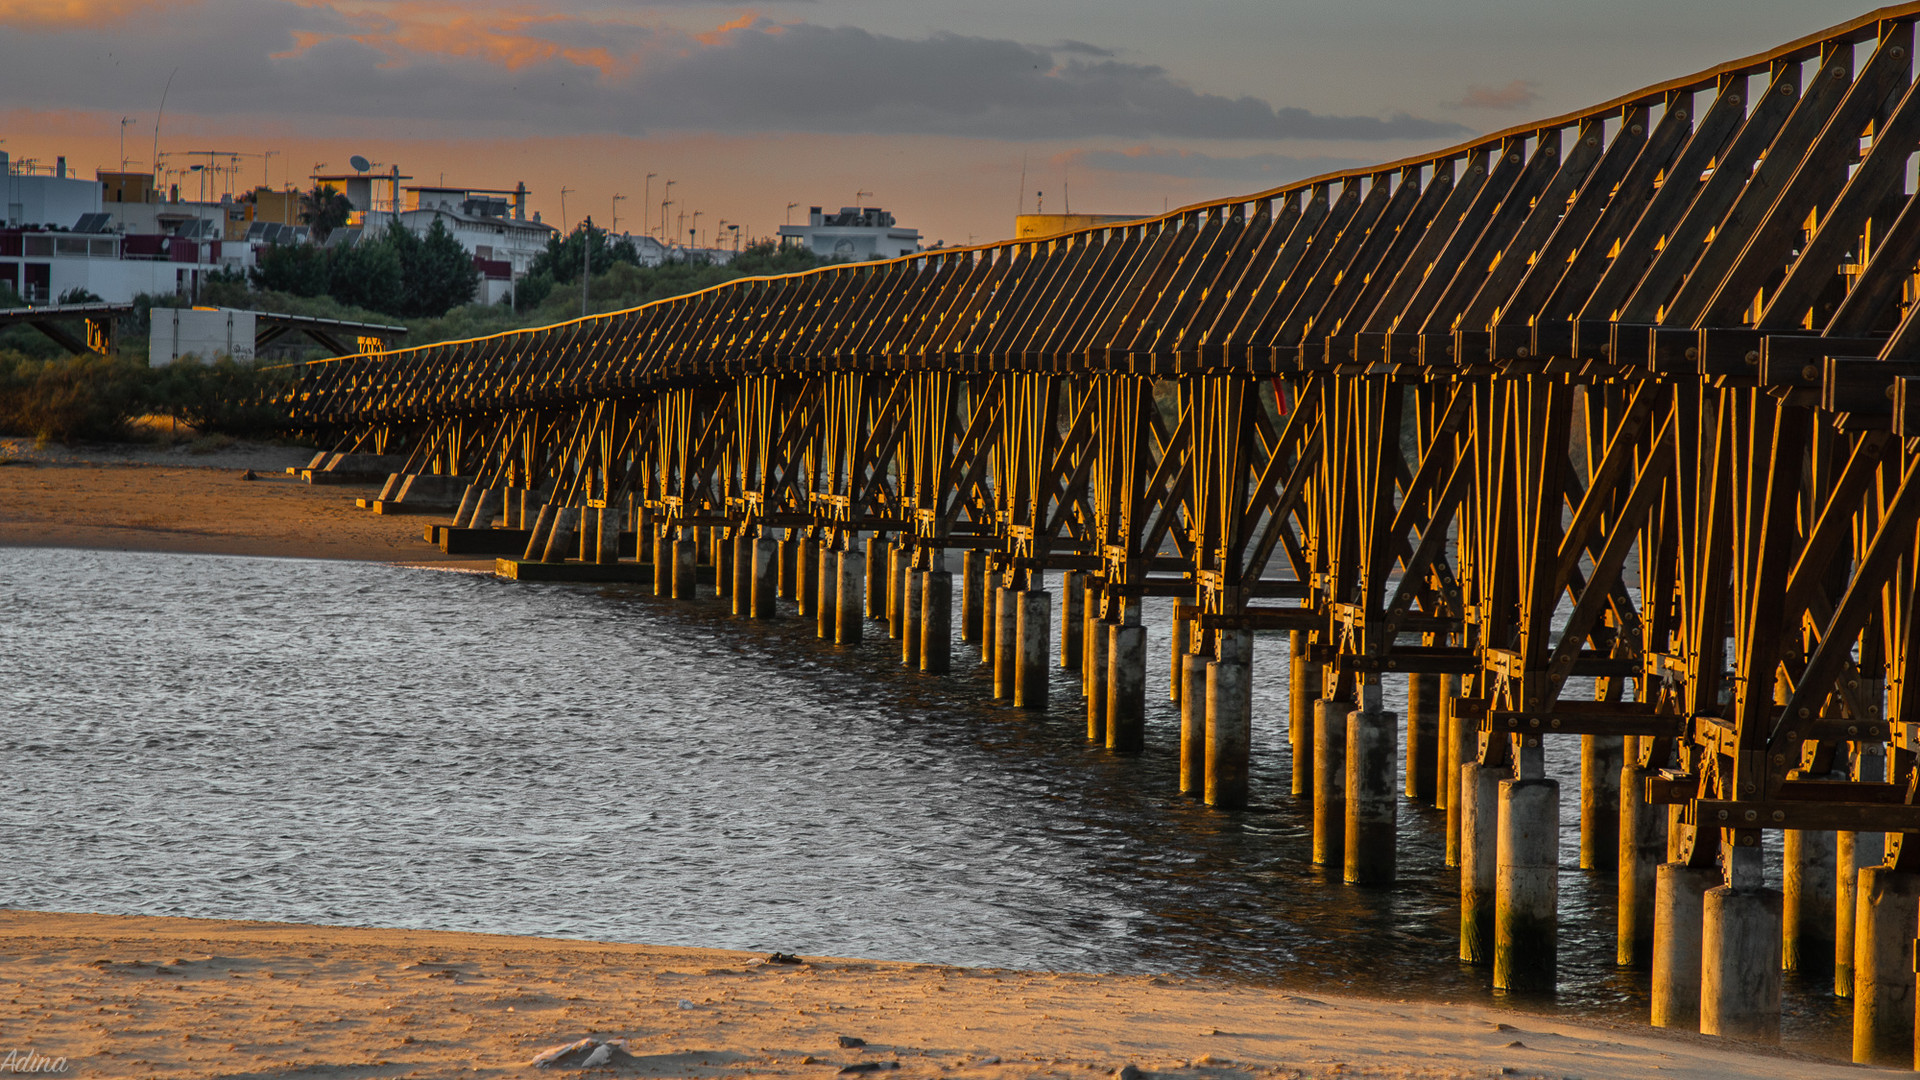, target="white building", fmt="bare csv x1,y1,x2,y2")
778,206,921,261
358,181,556,305
0,153,100,230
